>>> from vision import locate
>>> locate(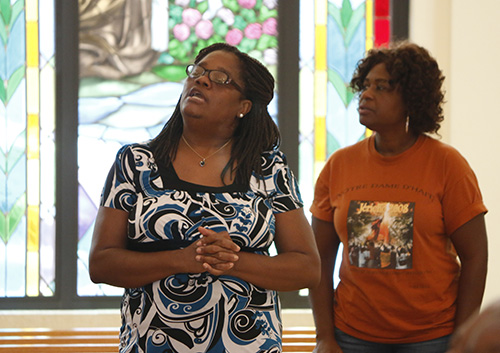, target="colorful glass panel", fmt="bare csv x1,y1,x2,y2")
77,0,279,296
0,0,56,298
298,0,390,288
